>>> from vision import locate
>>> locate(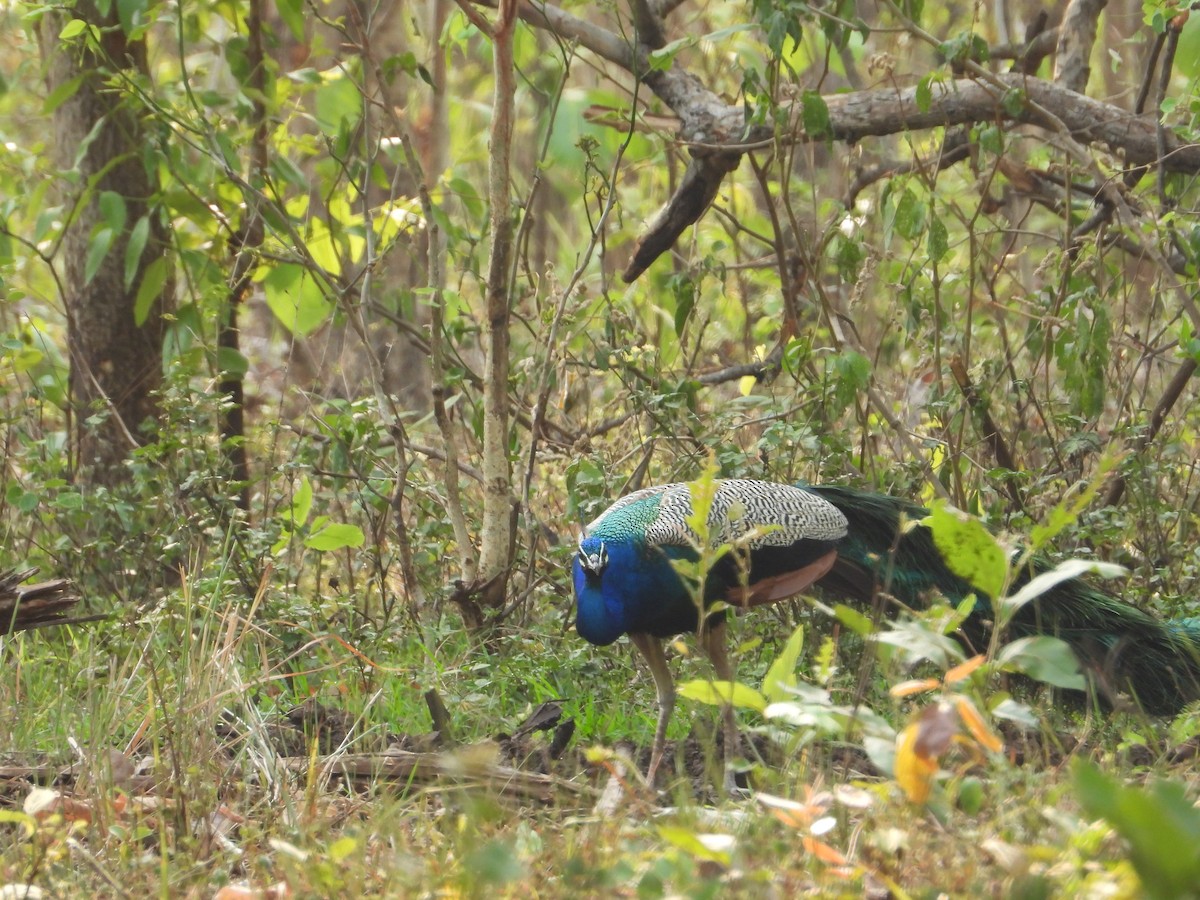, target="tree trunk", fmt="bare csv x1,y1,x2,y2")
475,0,519,617
40,2,168,484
